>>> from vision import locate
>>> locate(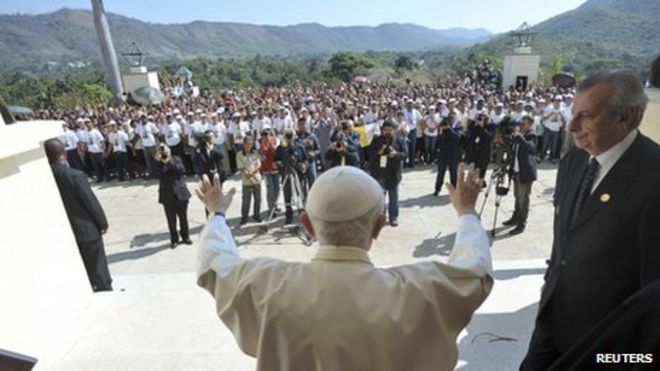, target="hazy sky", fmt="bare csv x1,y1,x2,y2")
0,0,588,33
